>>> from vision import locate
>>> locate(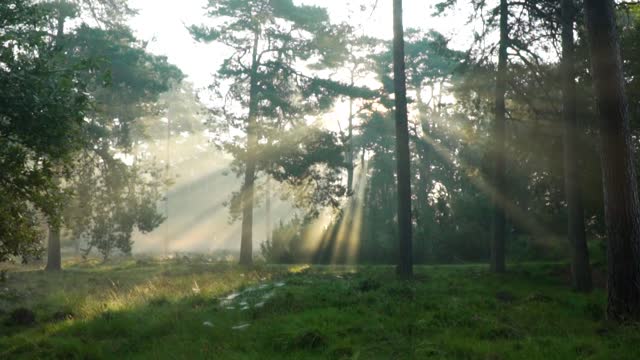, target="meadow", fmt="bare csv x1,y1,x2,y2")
1,258,638,359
